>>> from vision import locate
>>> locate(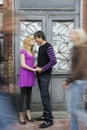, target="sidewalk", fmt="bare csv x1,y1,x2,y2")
12,111,87,130
15,119,69,130
14,111,69,130
0,85,69,130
